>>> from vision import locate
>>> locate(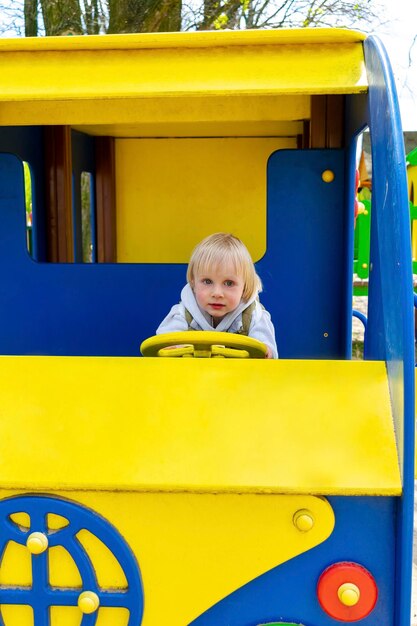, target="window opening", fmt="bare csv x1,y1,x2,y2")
23,161,33,256
352,131,371,359
81,171,96,263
